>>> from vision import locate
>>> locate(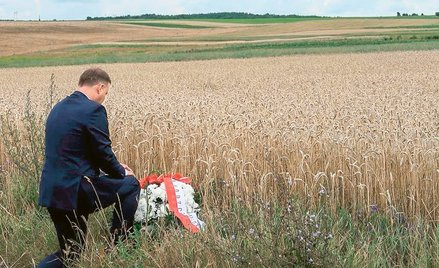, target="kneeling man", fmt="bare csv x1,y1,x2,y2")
37,68,140,268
